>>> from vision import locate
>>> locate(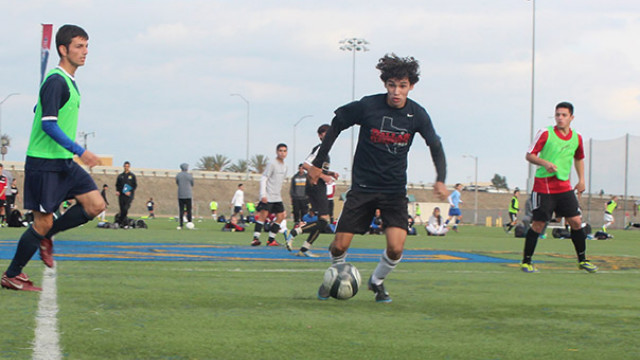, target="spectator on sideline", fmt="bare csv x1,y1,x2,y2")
115,161,137,228
176,163,194,229
426,207,448,236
